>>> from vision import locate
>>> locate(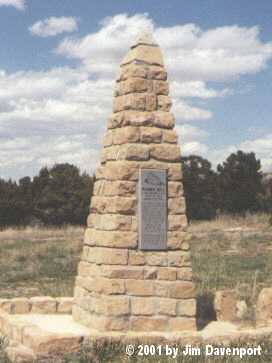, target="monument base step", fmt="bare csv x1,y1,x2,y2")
1,309,272,362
